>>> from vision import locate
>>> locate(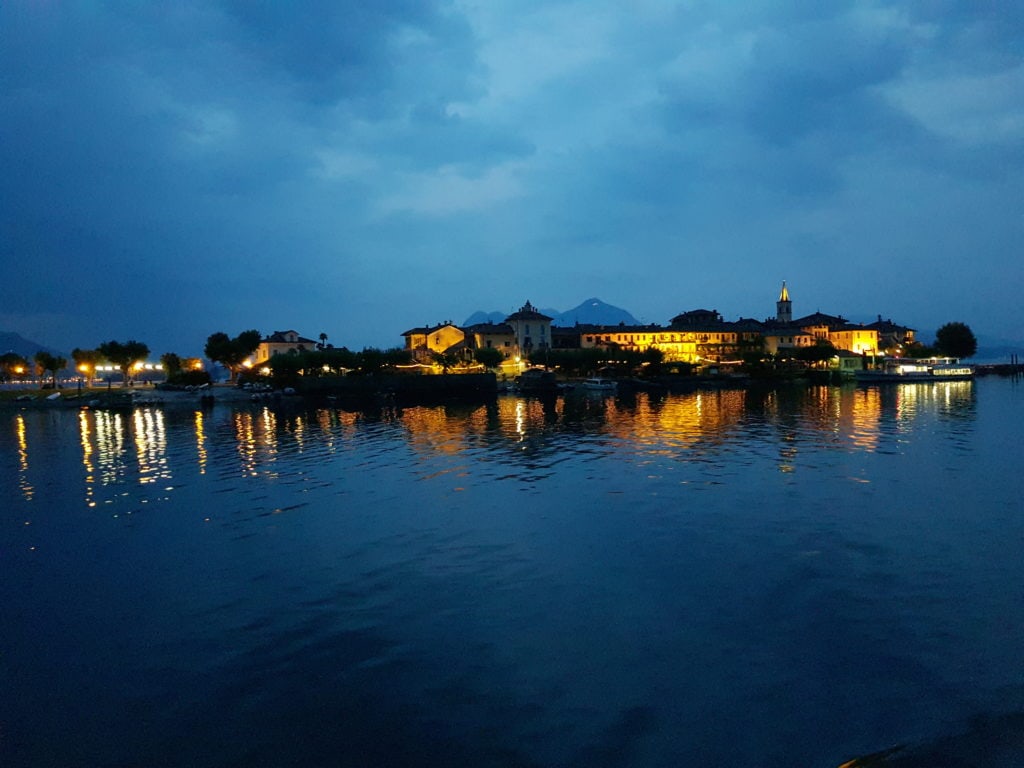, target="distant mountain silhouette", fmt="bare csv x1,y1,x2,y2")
0,331,62,358
462,311,508,326
463,298,638,328
551,298,638,327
